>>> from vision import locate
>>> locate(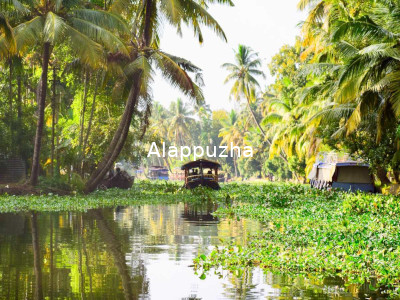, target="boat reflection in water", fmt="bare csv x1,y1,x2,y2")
0,204,388,300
